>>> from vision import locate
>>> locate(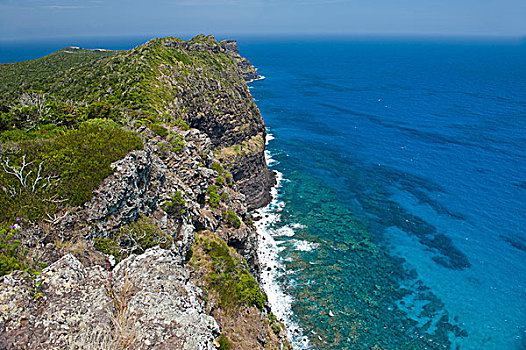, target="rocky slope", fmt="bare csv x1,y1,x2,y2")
0,36,289,349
